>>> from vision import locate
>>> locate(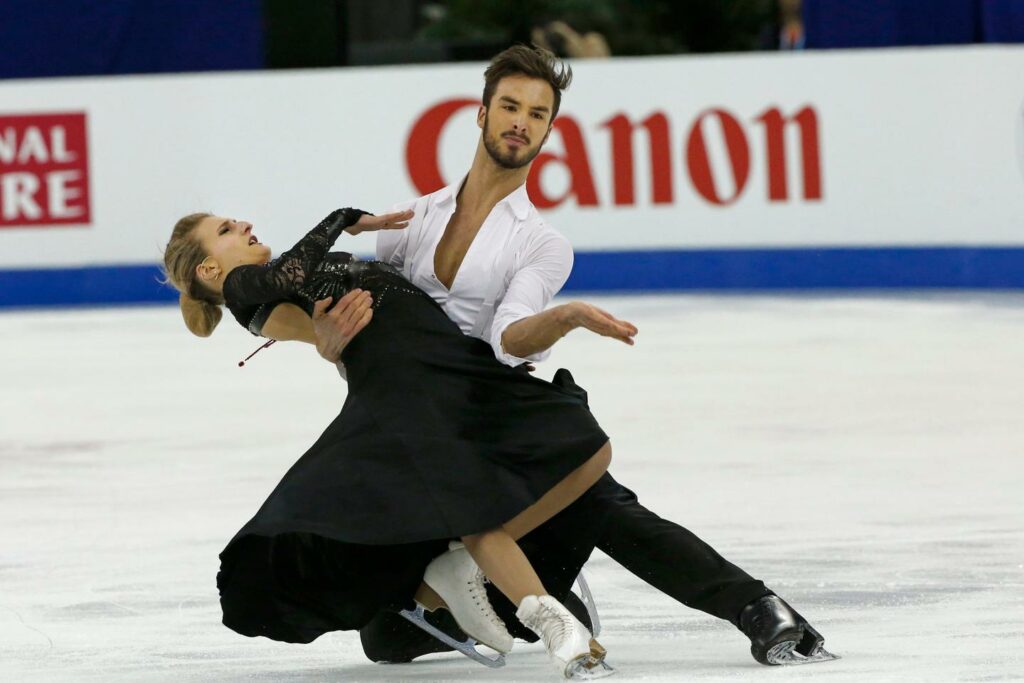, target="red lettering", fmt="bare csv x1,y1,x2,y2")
756,106,822,201
686,109,750,206
0,113,90,228
403,100,824,209
601,112,672,206
405,98,478,195
526,116,599,209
